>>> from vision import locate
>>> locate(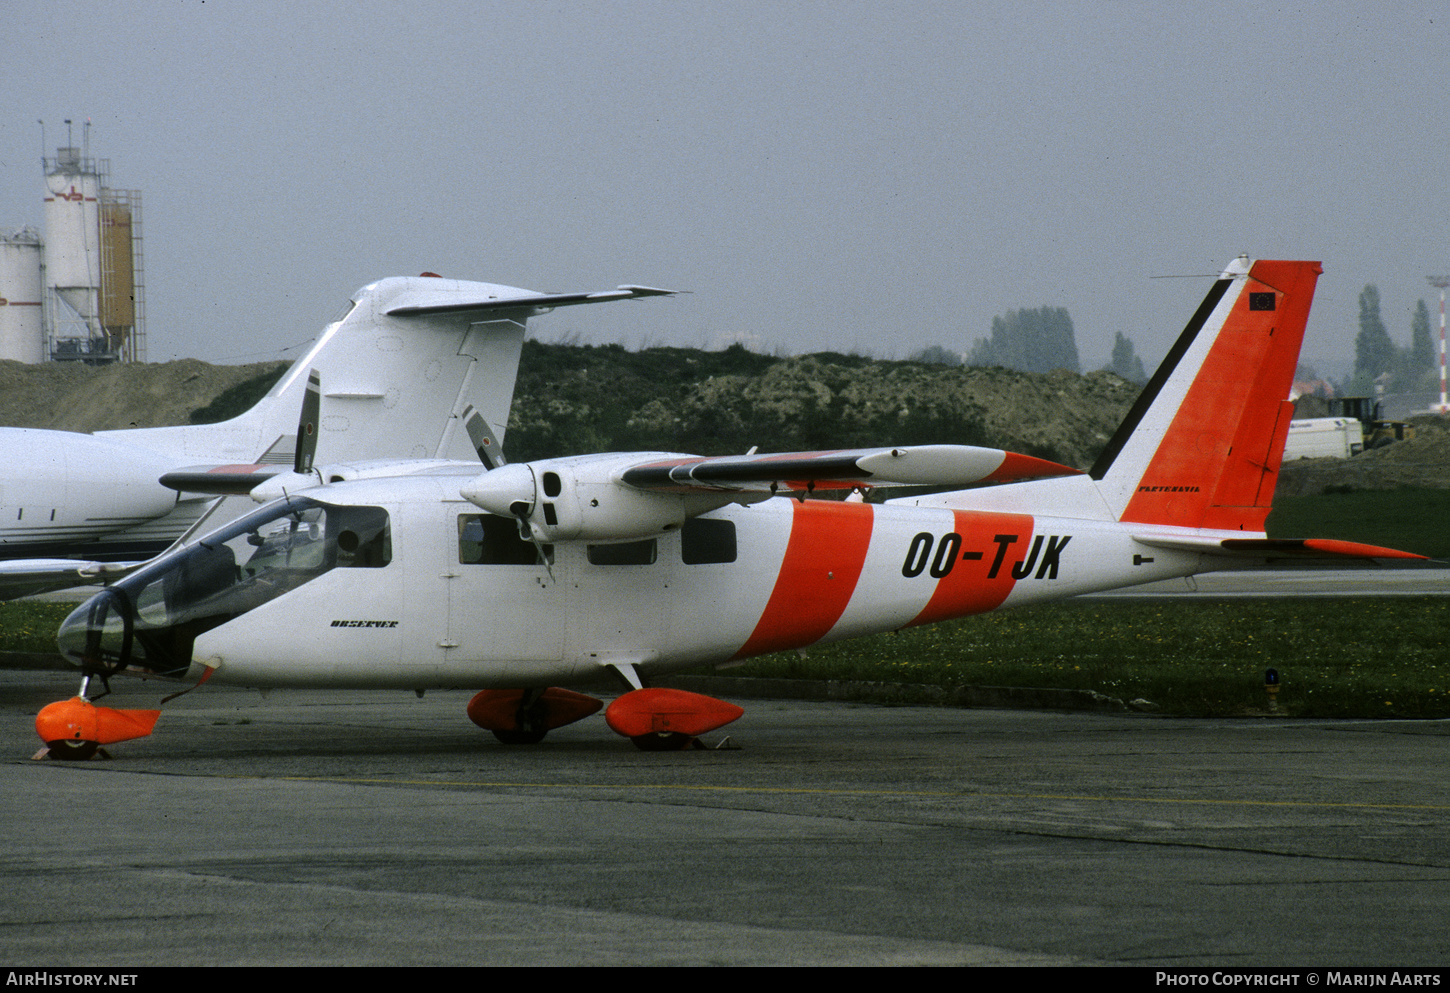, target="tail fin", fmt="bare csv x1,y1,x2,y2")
102,278,673,467
1090,257,1322,531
